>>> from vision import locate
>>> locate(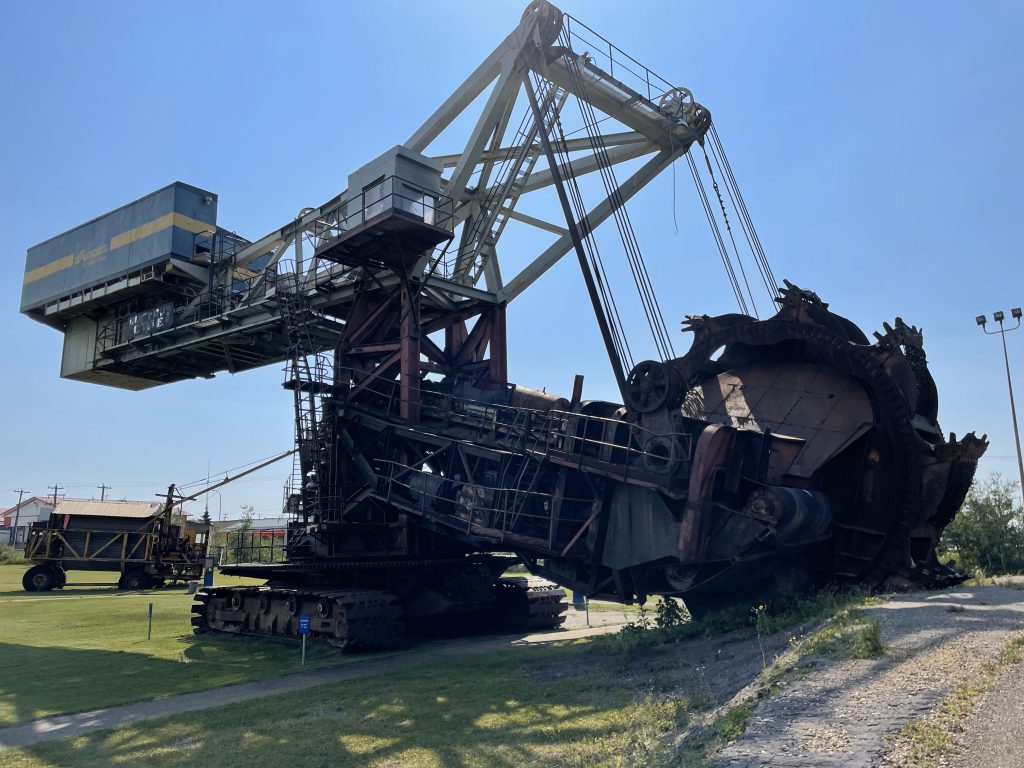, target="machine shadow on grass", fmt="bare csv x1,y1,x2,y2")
0,634,354,729
4,603,830,767
18,643,698,768
0,642,203,728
